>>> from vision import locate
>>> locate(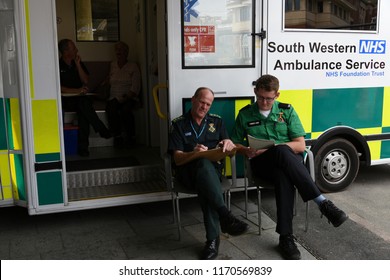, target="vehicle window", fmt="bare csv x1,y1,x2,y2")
284,0,378,32
182,0,255,68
